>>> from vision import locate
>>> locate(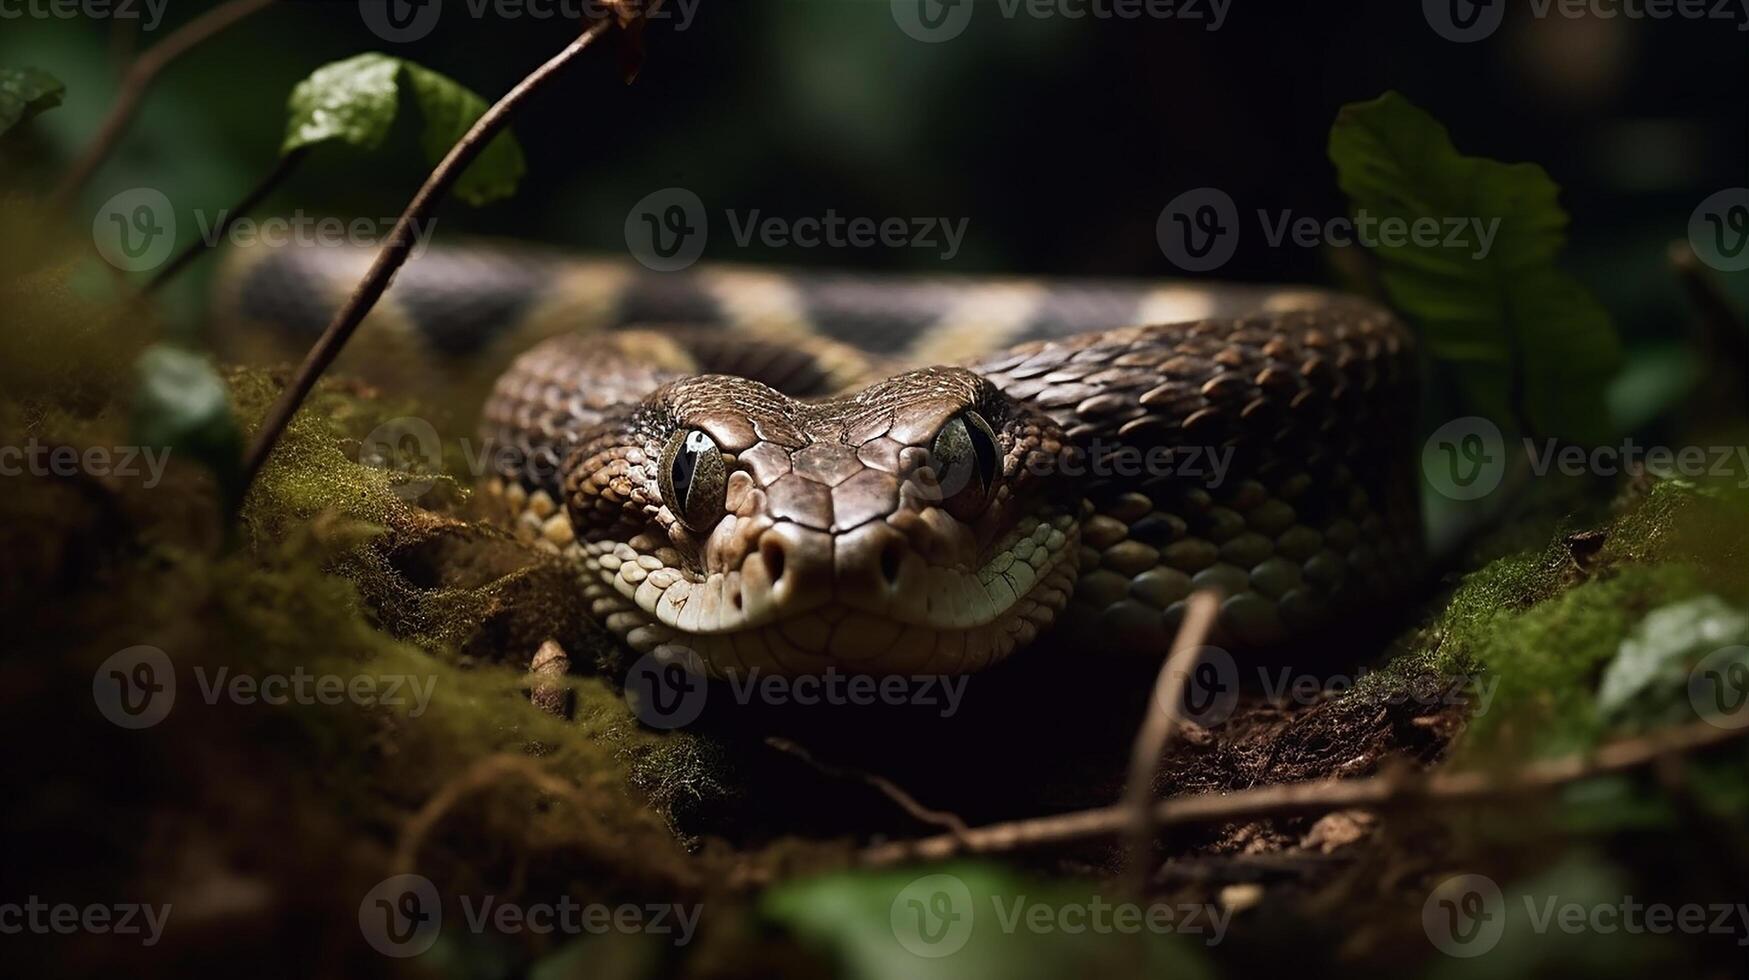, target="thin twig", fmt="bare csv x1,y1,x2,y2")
51,0,278,209
1120,589,1221,887
238,19,619,498
144,147,308,294
396,754,596,873
766,737,972,840
858,718,1747,867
